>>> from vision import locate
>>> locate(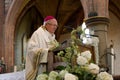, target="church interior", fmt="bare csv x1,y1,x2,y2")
0,0,120,80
